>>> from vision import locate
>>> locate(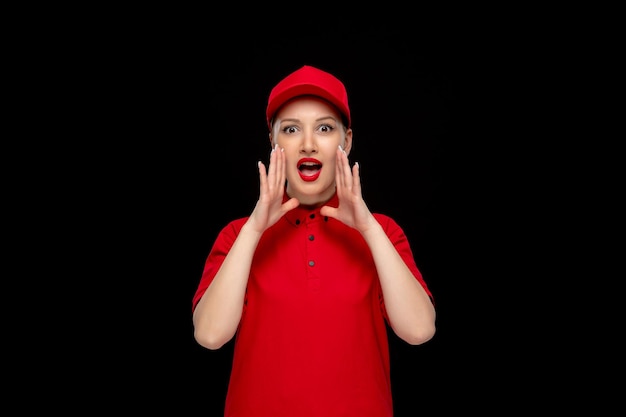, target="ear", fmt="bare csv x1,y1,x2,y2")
342,129,353,156
268,132,274,147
